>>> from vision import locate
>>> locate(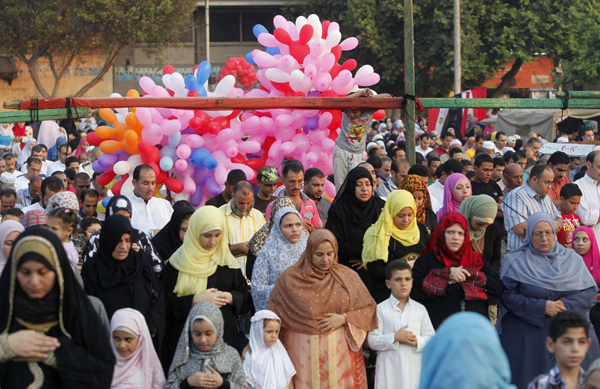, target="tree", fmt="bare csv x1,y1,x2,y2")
0,0,196,97
286,0,593,97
